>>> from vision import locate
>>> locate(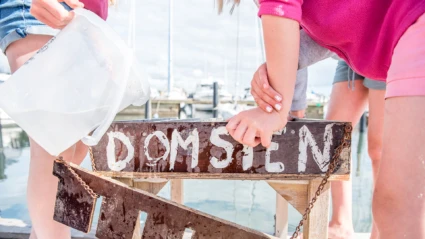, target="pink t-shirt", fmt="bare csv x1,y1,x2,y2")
81,0,108,20
258,0,425,81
